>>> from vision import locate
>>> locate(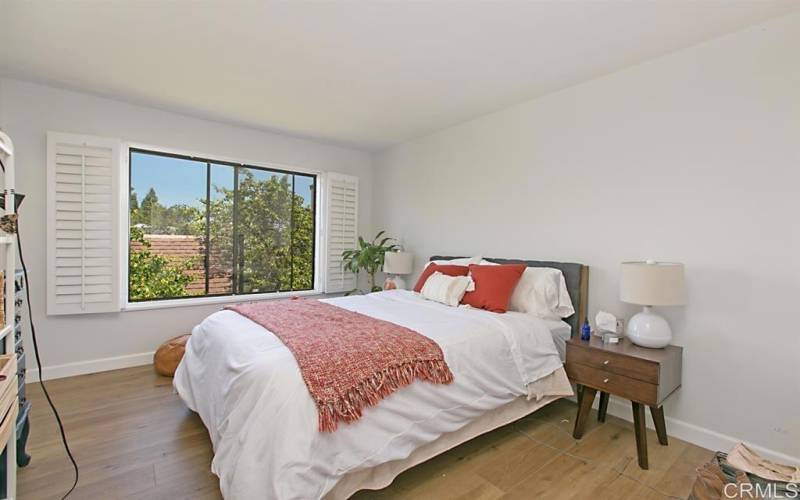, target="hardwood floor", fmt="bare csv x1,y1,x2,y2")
18,366,712,499
19,366,219,499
